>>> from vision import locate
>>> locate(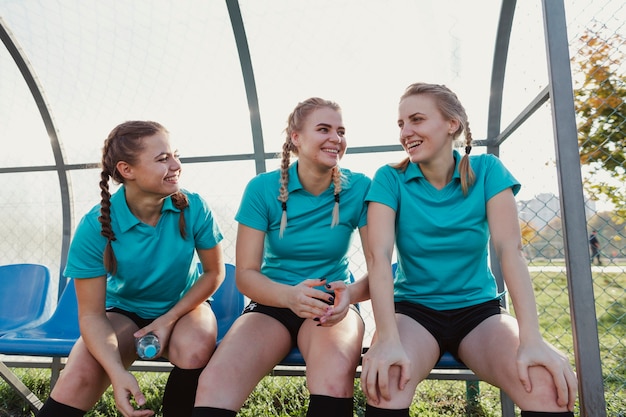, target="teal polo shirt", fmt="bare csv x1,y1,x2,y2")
366,151,520,310
64,187,223,318
236,162,370,287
